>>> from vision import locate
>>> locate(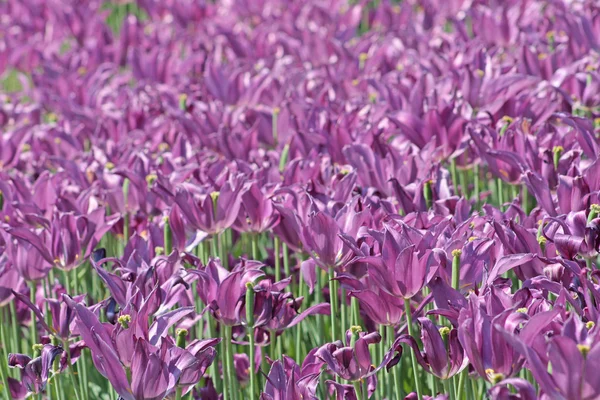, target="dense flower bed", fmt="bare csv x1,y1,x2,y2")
1,0,600,399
